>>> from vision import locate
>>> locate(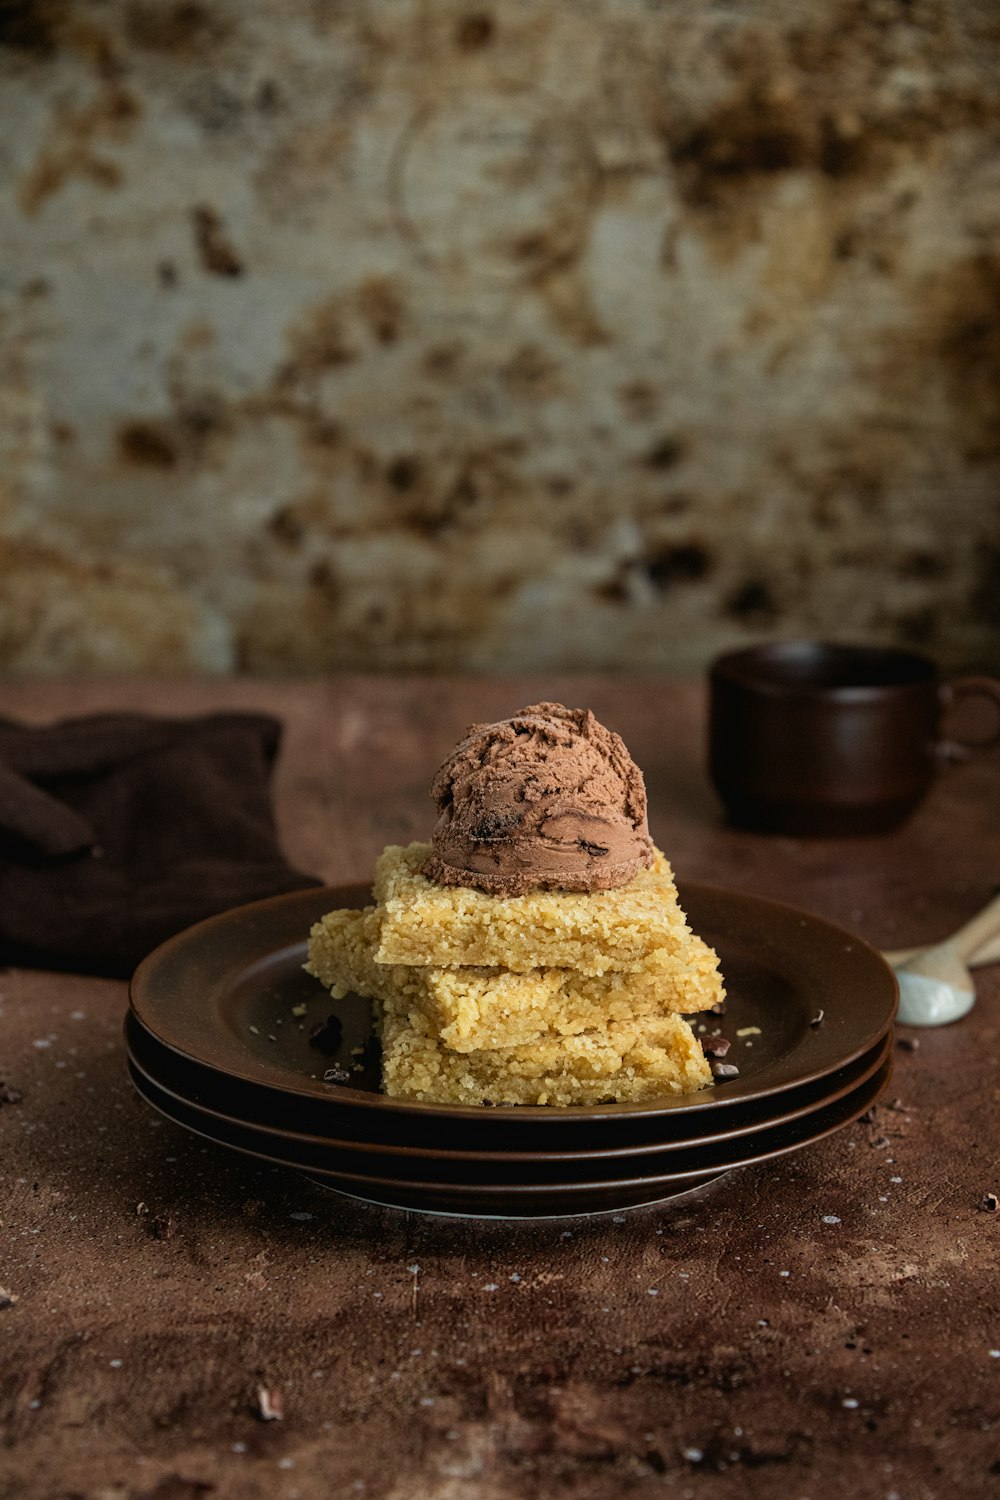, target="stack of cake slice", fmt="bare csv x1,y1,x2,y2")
305,841,723,1107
